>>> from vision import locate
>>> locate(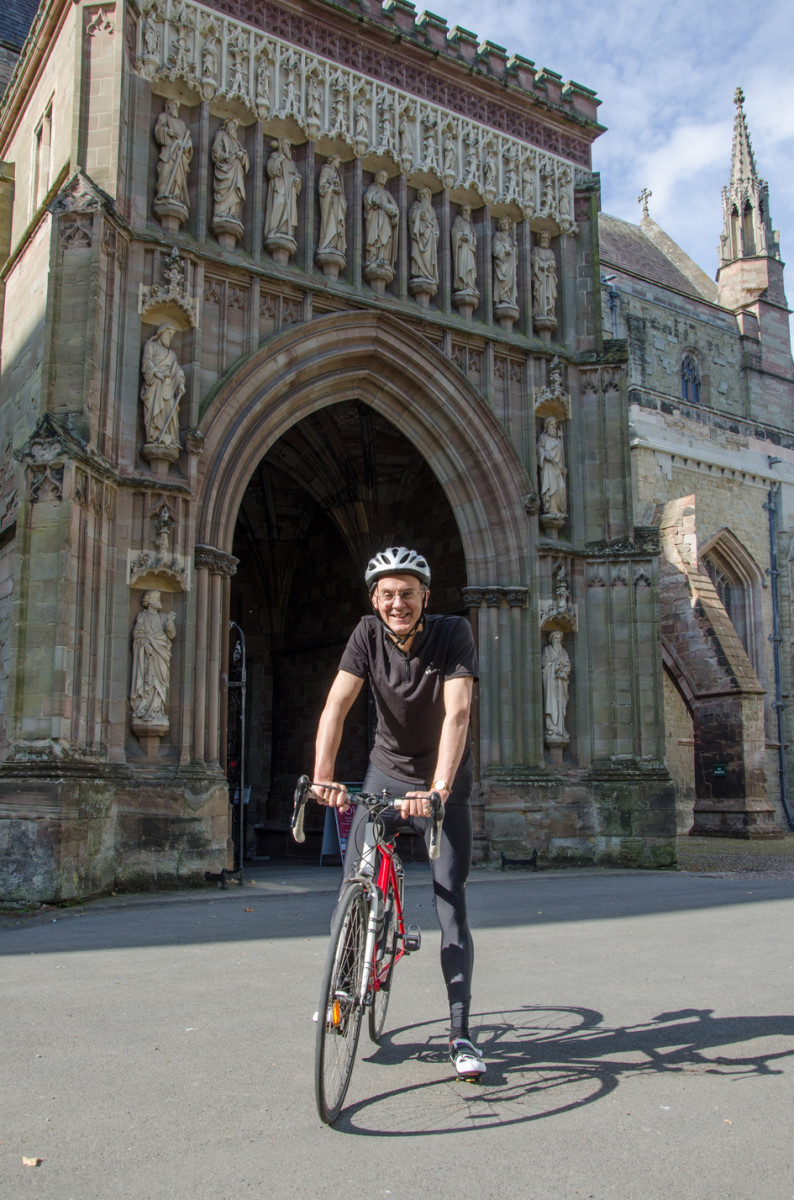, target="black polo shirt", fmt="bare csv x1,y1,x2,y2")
338,614,478,787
